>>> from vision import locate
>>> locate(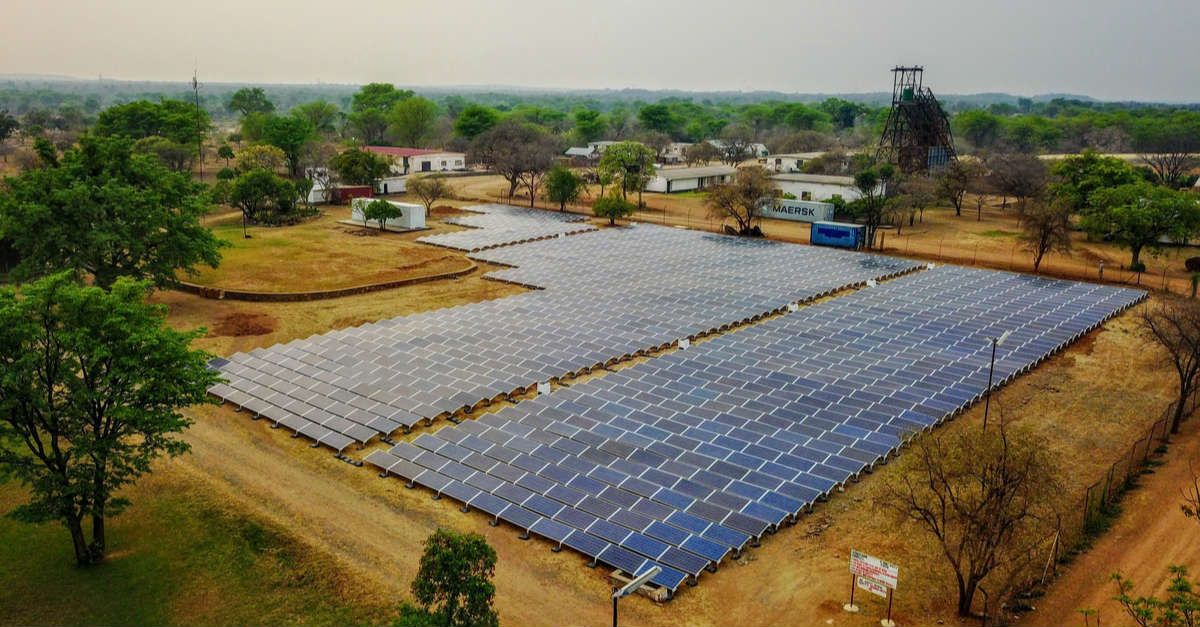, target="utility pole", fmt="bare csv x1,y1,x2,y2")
983,330,1011,430
191,65,204,179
